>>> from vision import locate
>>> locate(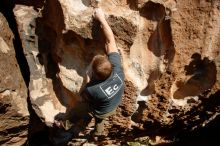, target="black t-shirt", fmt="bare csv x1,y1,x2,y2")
85,52,125,115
